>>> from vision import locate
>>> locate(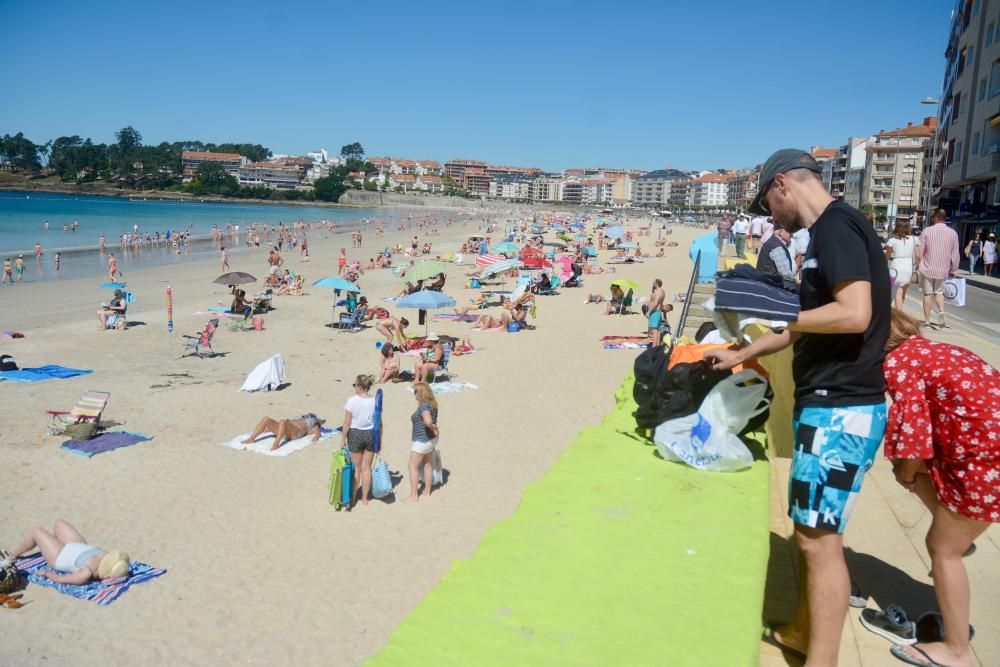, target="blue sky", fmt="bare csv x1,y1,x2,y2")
2,0,950,171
